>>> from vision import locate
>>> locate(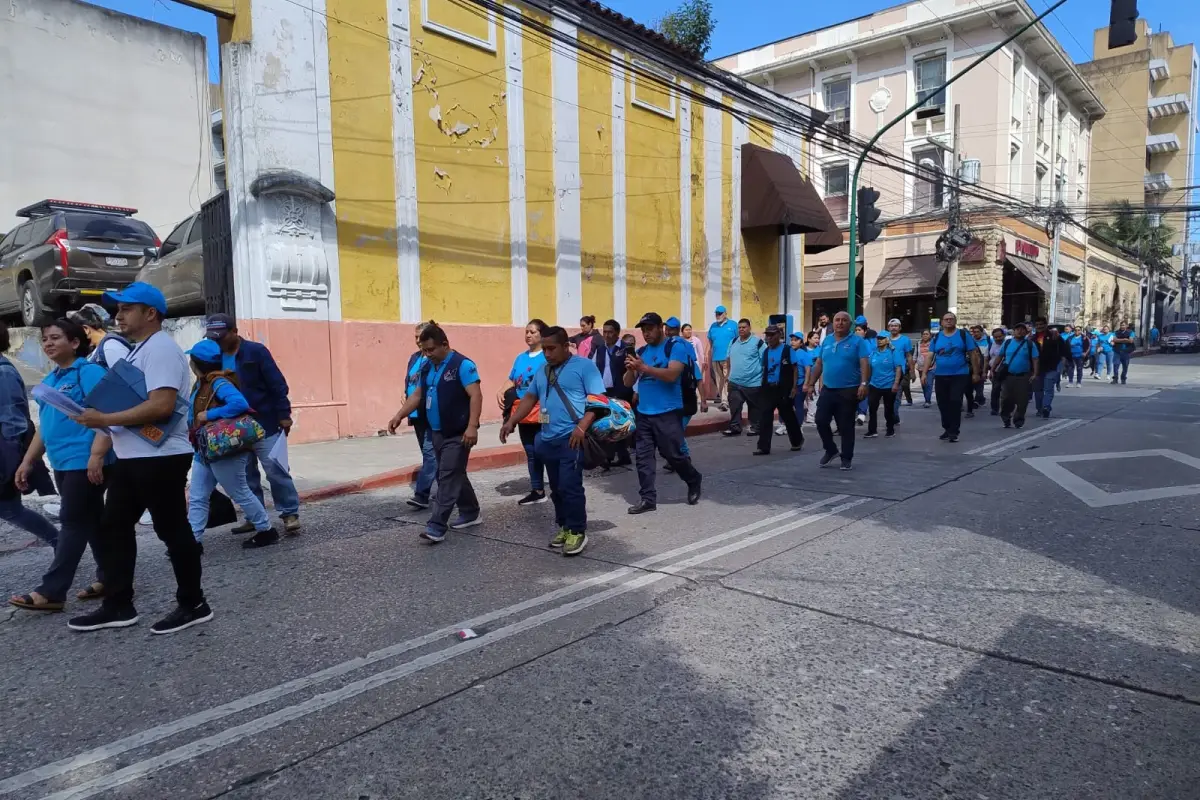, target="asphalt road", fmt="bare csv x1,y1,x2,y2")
2,353,1198,800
